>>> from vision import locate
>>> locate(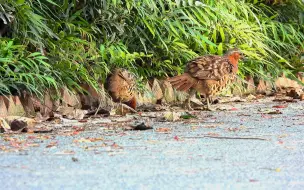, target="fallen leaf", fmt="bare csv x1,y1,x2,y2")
26,143,40,147
207,132,220,137
275,168,281,172
72,131,80,136
240,126,247,130
0,118,11,132
33,127,53,133
259,108,282,114
273,105,288,108
0,145,6,151
180,113,197,119
57,106,88,120
54,150,75,155
88,137,104,142
46,141,58,148
273,97,297,102
27,136,36,140
35,135,51,140
174,136,179,141
191,126,198,130
163,112,181,121
237,114,250,116
230,107,238,111
9,140,22,148
203,125,218,129
300,94,304,101
72,126,85,132
111,142,122,149
227,127,240,132
156,127,172,133
261,114,273,119
267,110,282,114
73,138,92,143
246,94,257,100
278,134,288,138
